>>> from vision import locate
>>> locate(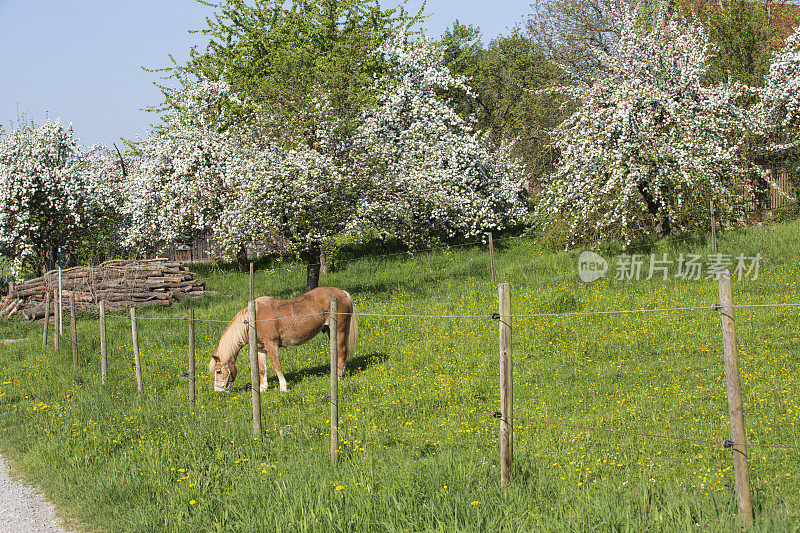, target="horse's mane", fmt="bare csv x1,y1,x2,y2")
215,297,276,364
215,308,247,364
